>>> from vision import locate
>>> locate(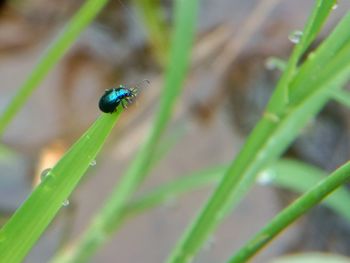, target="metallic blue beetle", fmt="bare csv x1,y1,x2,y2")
99,85,137,113
99,80,150,113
